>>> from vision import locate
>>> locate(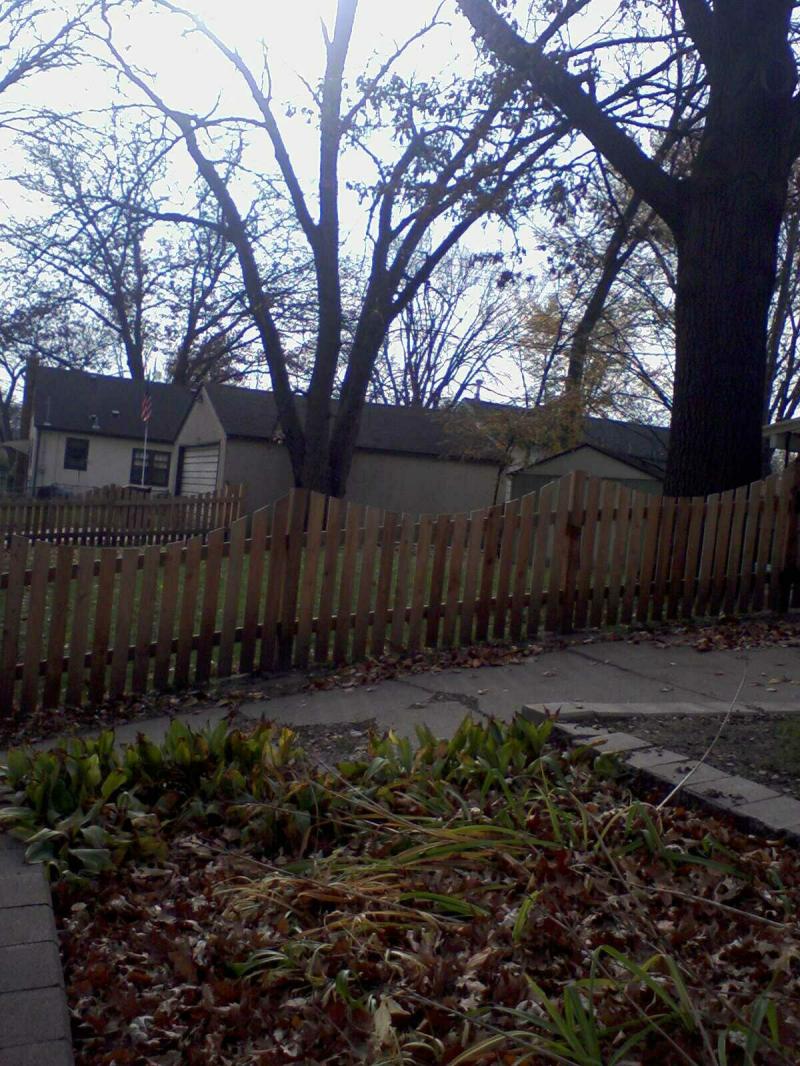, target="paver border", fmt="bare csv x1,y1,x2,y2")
0,832,74,1066
522,705,800,846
